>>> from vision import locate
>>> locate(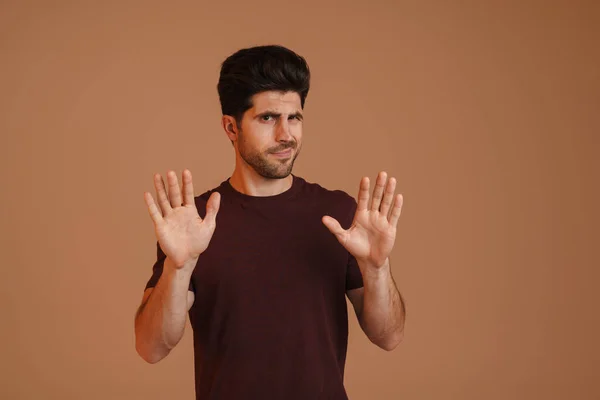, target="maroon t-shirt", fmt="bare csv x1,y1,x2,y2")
145,174,364,399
